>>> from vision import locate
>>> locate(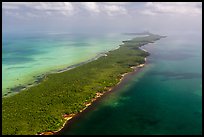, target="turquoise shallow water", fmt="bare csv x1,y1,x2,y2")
60,32,202,135
2,32,132,96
